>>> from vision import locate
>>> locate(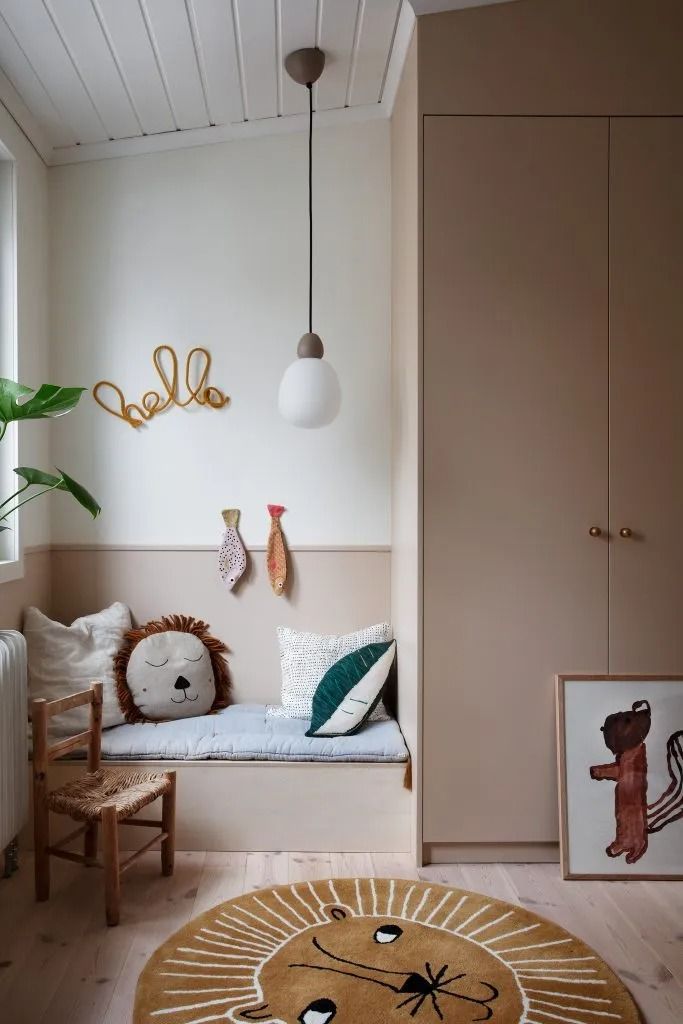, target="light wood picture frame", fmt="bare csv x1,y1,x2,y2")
556,674,683,880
